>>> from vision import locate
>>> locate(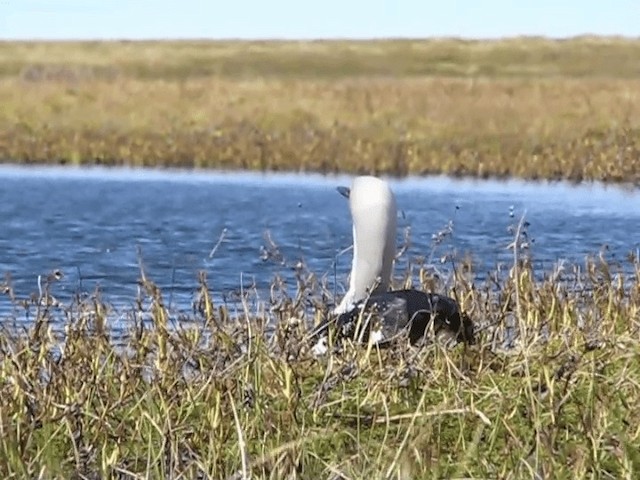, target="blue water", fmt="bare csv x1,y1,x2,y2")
1,165,639,327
